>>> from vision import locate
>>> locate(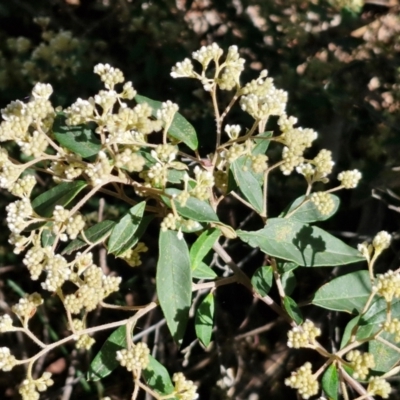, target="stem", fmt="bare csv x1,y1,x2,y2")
220,89,241,122
270,259,286,302
260,168,269,220
230,191,257,211
14,327,46,348
339,365,374,400
69,183,104,216
192,276,238,291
